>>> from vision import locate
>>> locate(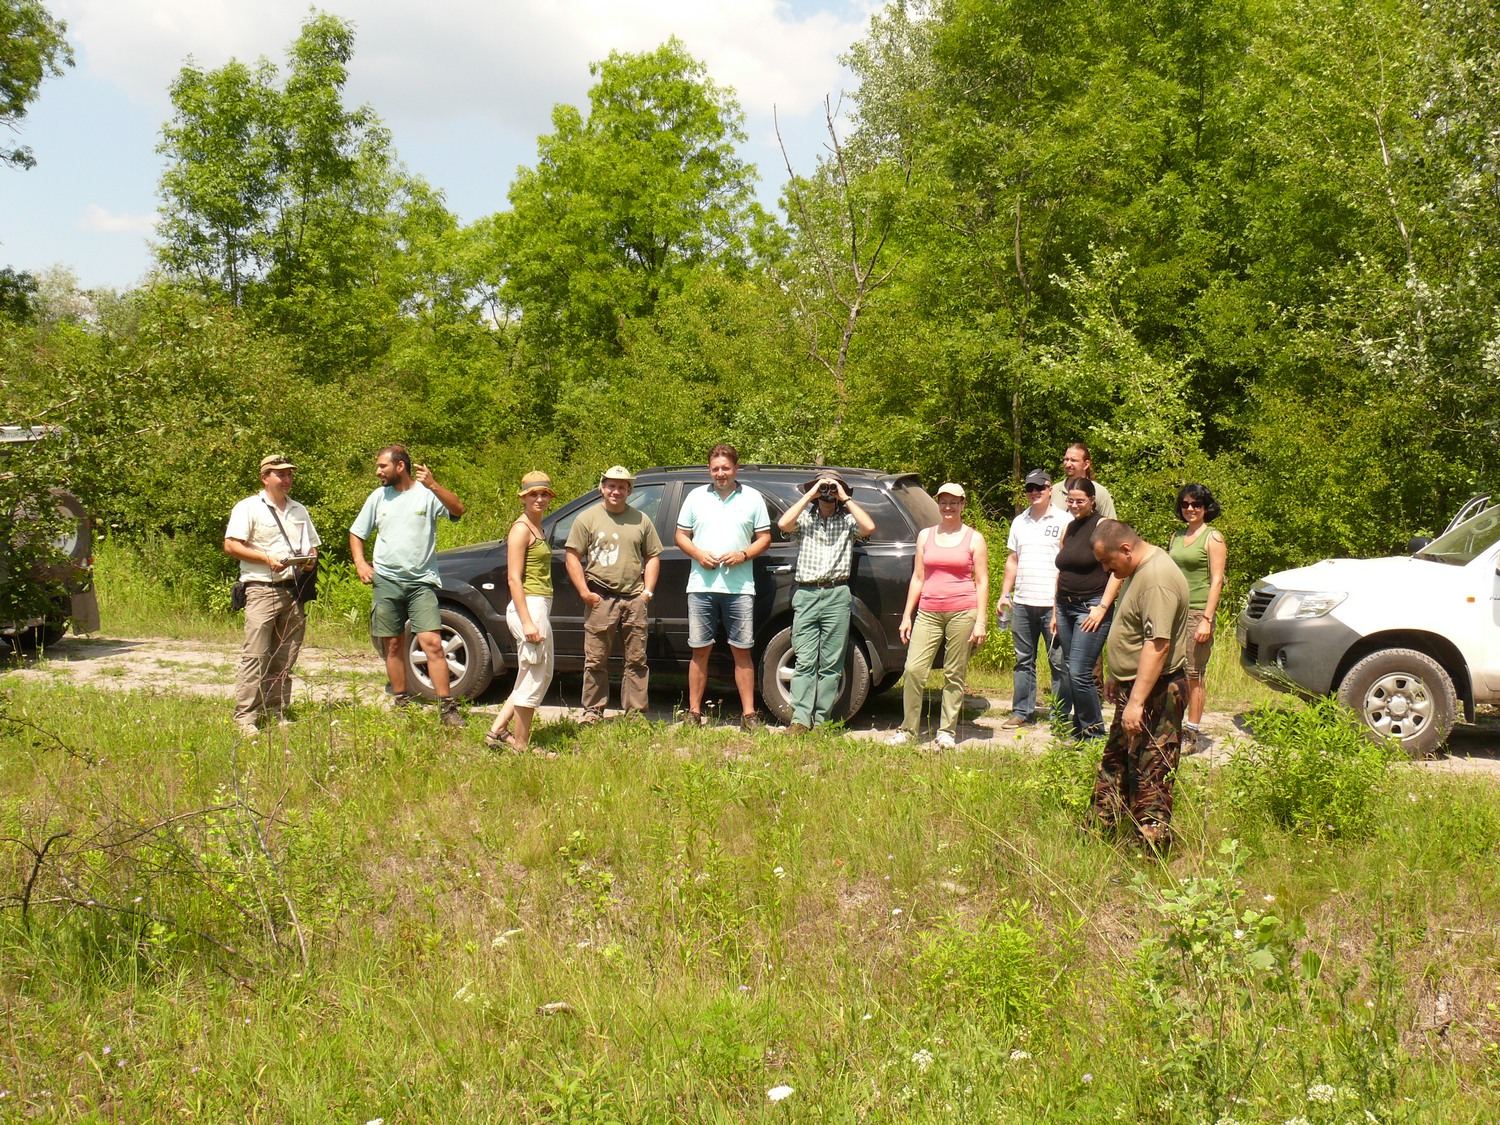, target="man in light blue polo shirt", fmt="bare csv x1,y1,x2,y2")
674,443,771,729
349,444,467,727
